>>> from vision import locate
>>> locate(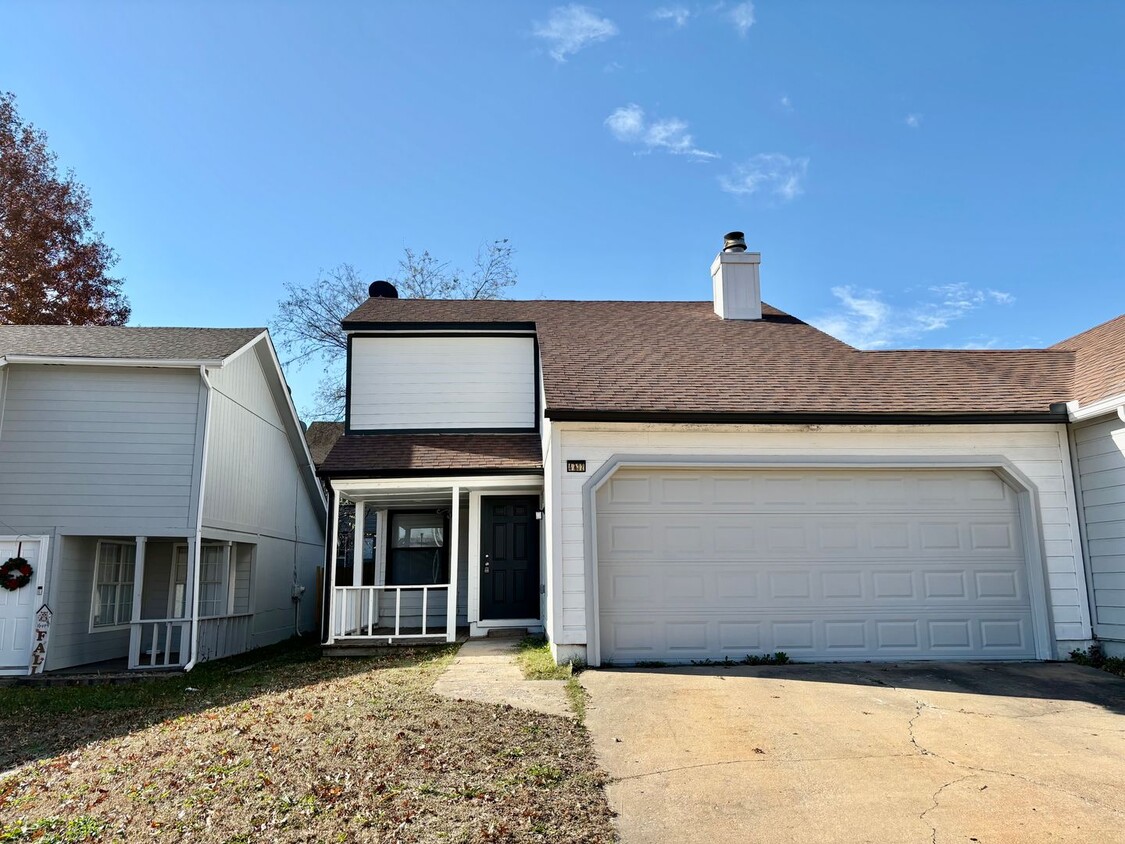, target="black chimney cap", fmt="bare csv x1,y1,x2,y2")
368,280,399,299
722,232,747,253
